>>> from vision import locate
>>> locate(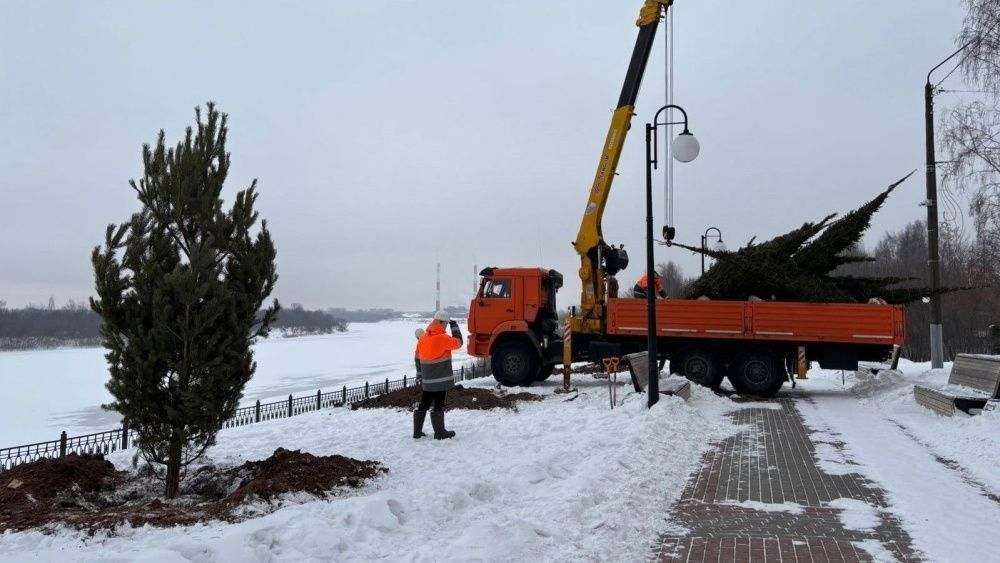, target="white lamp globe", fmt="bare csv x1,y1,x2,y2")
712,240,727,252
672,130,700,163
